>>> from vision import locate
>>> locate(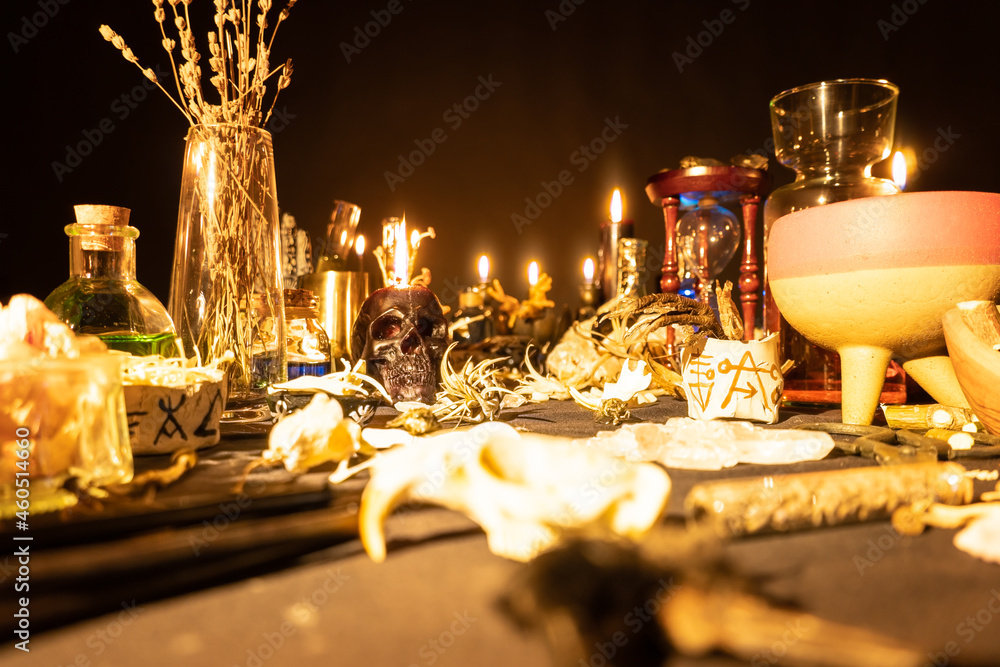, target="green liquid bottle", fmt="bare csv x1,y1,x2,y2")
45,205,178,357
